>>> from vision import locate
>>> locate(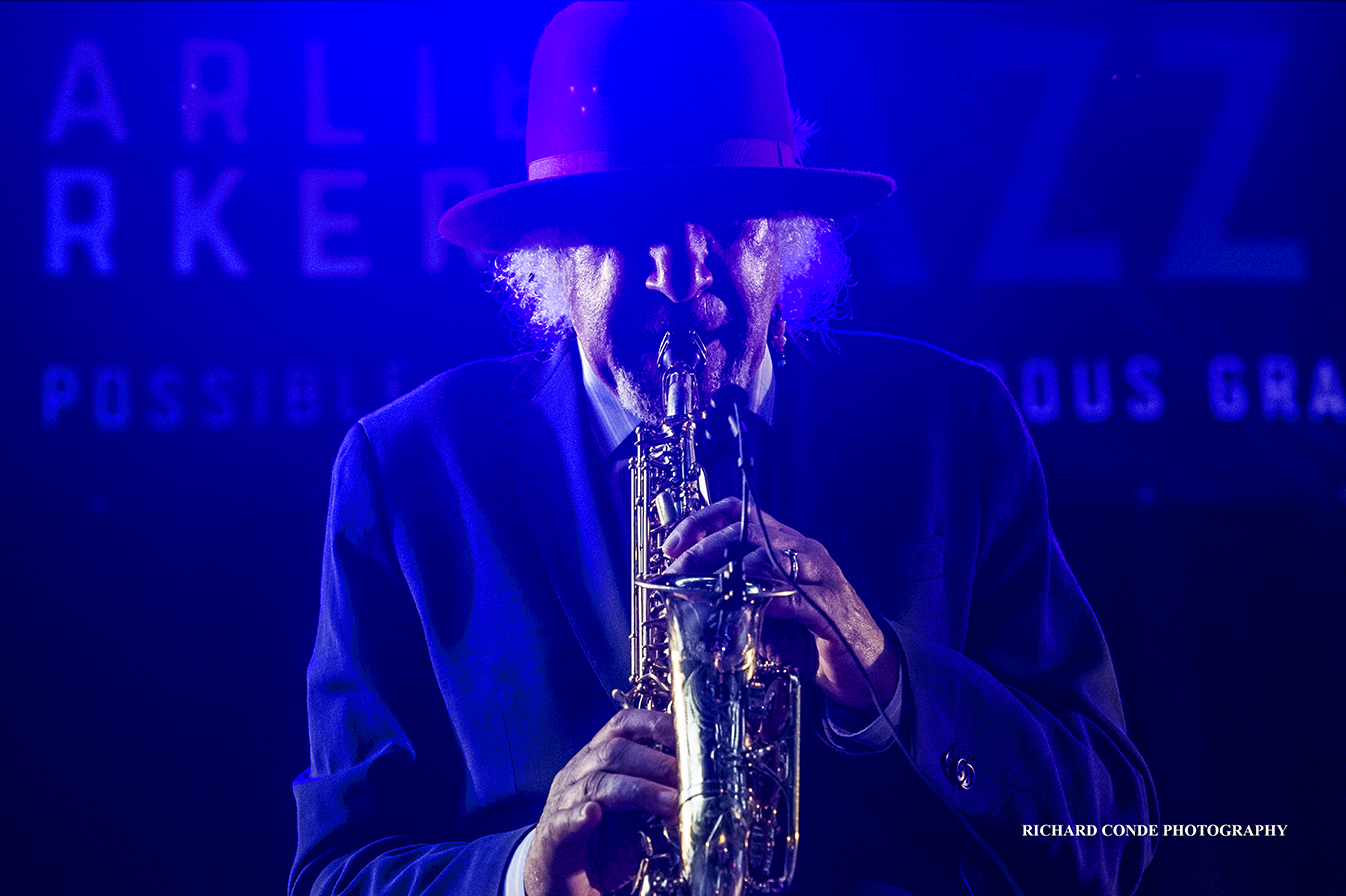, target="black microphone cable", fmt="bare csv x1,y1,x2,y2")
725,392,1025,896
